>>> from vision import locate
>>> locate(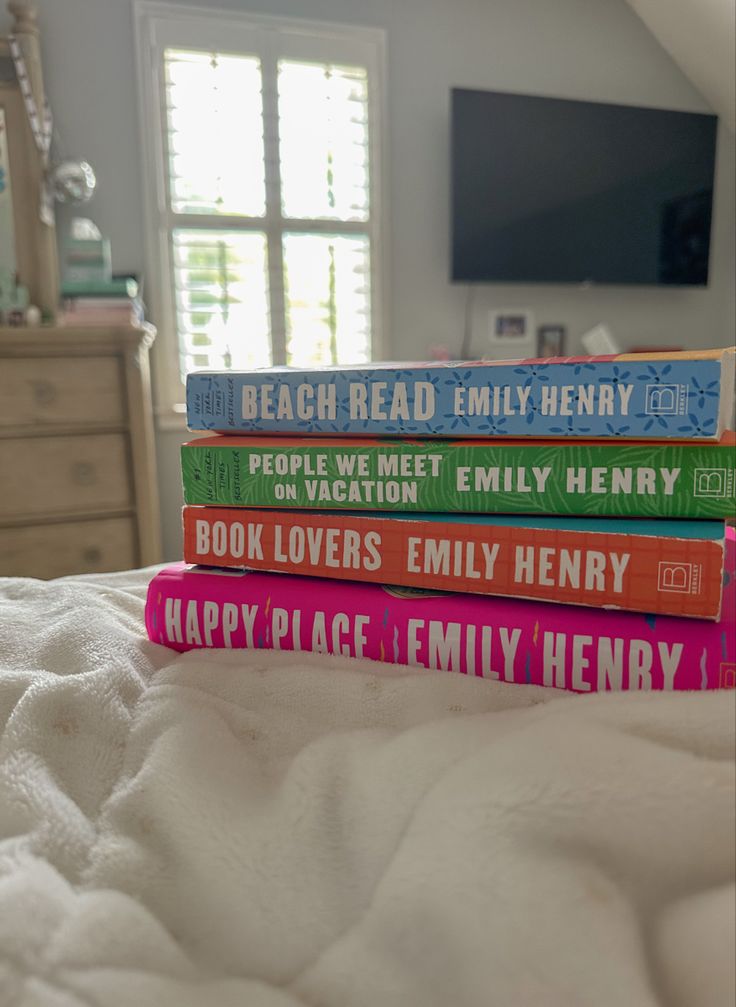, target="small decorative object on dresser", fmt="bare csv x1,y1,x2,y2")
0,325,162,578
